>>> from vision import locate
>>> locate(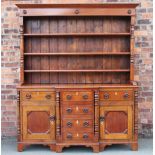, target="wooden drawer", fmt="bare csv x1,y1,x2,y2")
62,119,93,132
63,132,93,141
62,104,94,116
61,91,94,101
100,90,133,101
21,91,55,102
